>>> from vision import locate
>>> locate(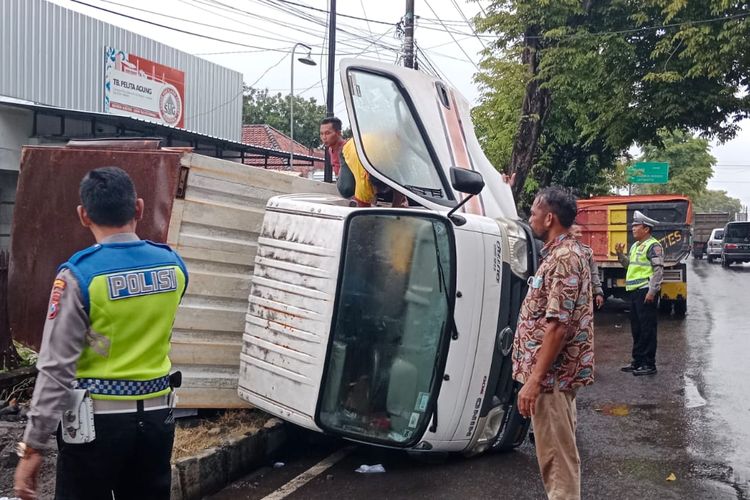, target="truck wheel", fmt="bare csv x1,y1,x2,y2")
659,298,673,315
674,298,687,317
721,255,731,268
491,390,530,453
707,255,714,263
